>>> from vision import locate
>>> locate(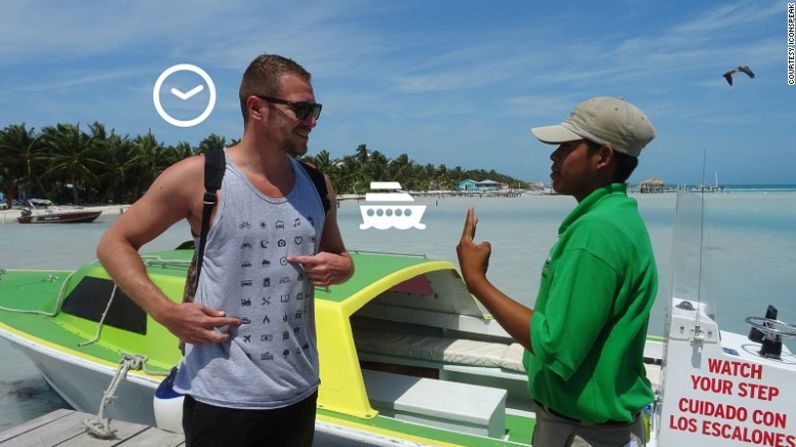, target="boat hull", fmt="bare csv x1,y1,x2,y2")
17,211,102,224
3,335,459,446
1,329,159,426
